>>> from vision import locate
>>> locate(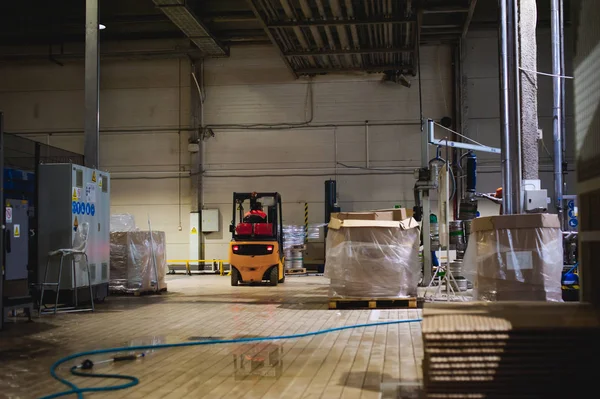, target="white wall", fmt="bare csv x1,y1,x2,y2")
201,45,452,259
0,58,192,259
463,29,576,216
